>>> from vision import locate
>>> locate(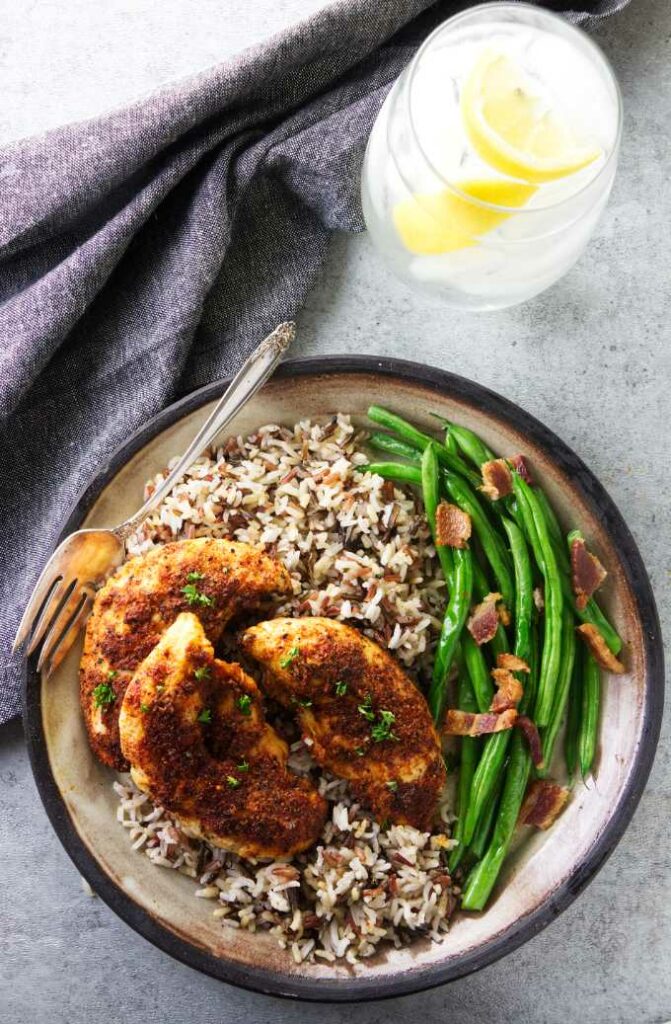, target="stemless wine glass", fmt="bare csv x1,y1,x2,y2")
361,3,622,311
